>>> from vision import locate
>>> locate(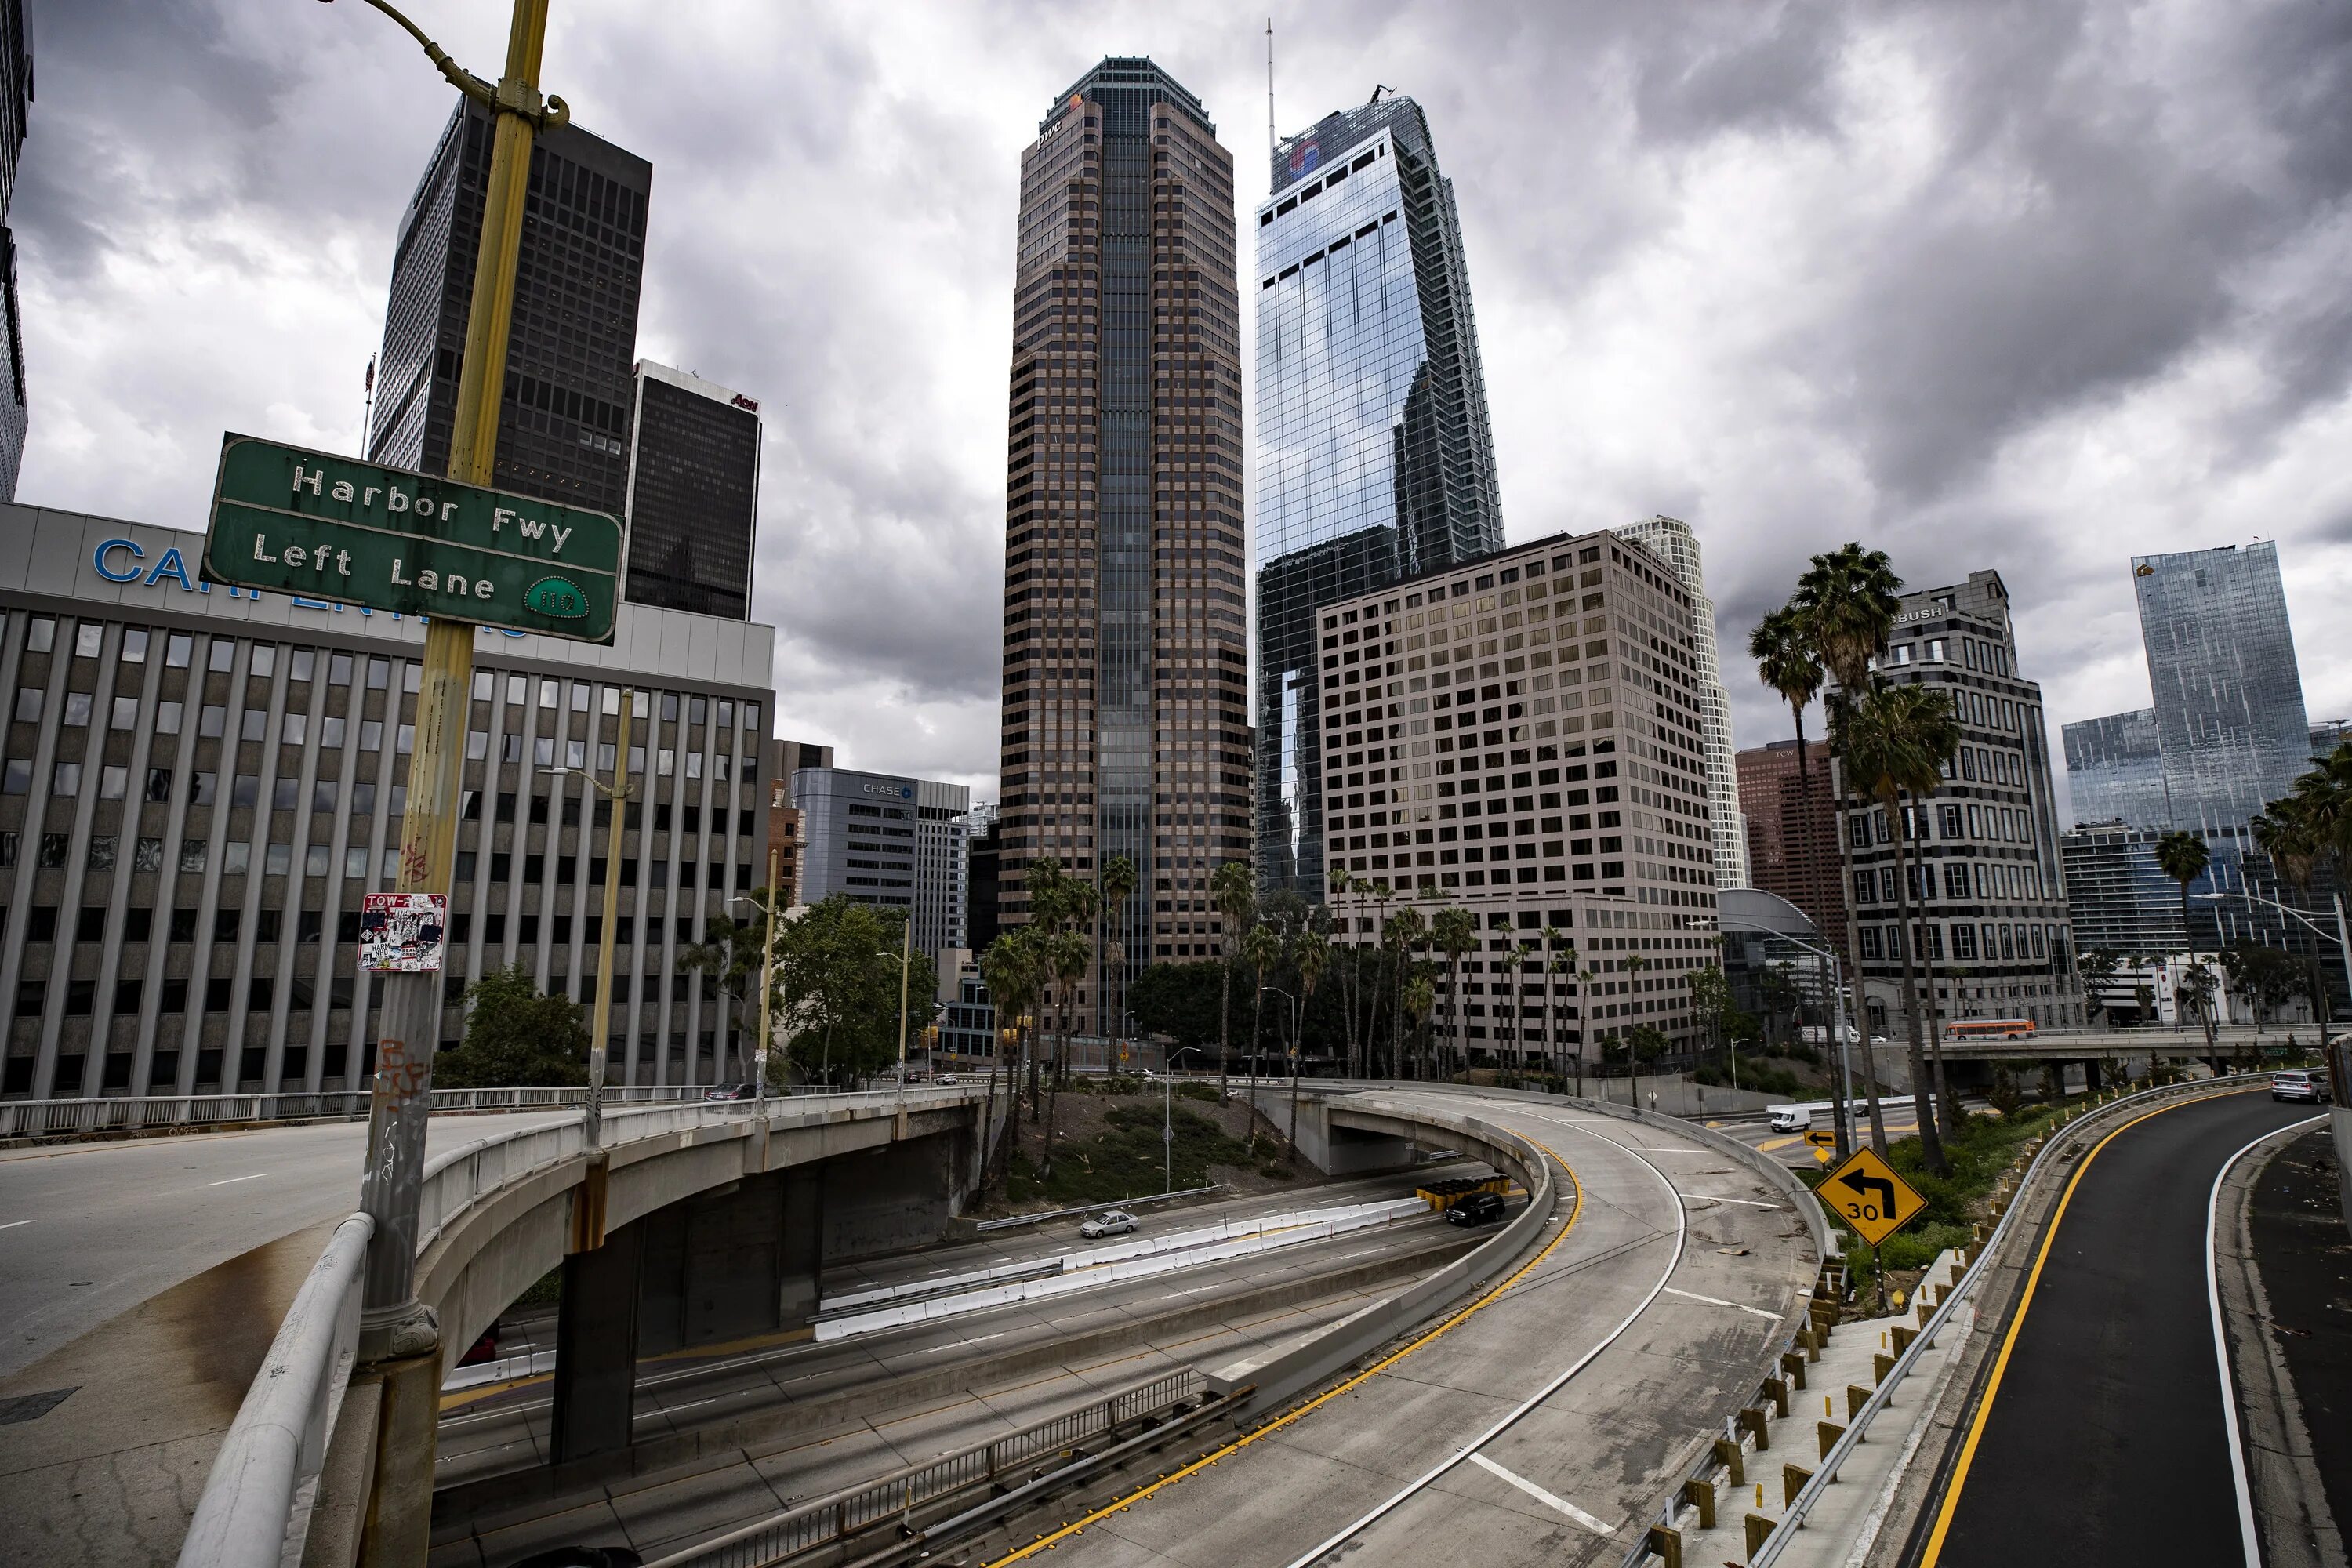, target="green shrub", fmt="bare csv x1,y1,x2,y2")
1176,1081,1221,1102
